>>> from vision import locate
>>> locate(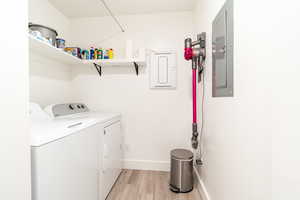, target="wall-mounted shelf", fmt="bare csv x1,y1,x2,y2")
29,35,146,77
29,35,82,65
83,59,146,76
